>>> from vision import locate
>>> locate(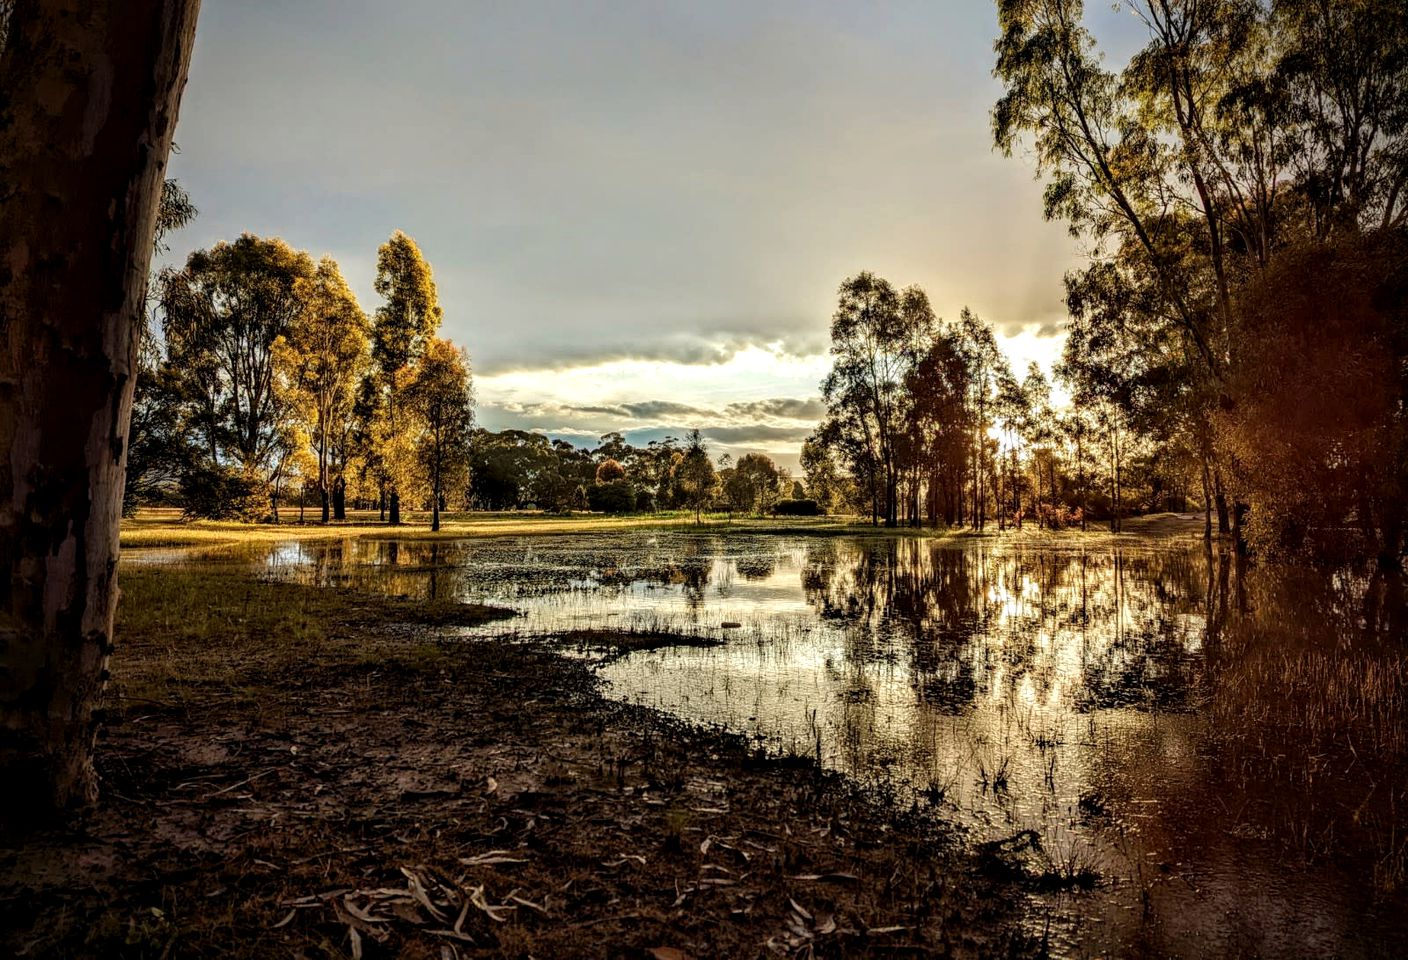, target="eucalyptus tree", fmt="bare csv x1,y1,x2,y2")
403,338,474,531
821,273,935,527
904,326,973,526
1020,363,1057,527
0,0,201,811
731,453,783,515
953,308,1009,529
285,258,370,522
159,235,317,489
372,230,443,525
994,0,1408,559
673,430,718,524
